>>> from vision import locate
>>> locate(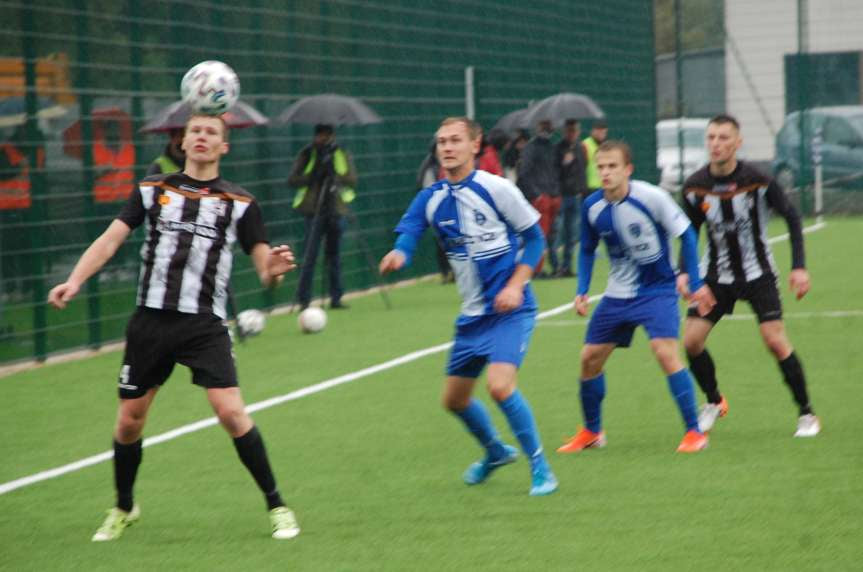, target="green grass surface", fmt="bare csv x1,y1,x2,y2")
1,217,861,571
